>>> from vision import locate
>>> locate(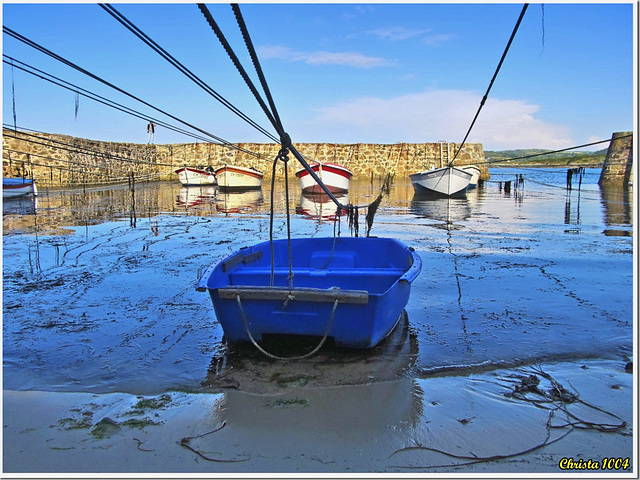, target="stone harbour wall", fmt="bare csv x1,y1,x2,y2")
2,129,488,187
598,131,634,187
